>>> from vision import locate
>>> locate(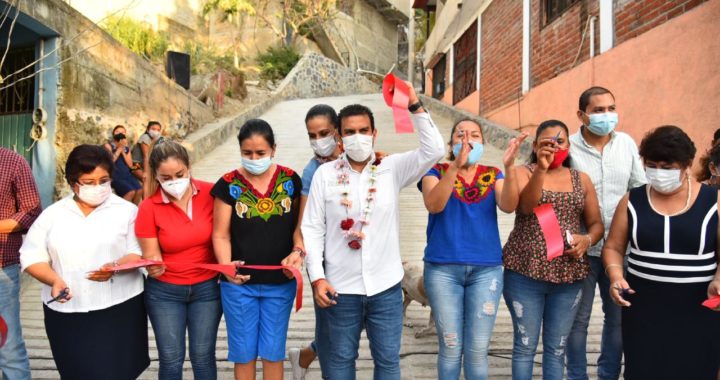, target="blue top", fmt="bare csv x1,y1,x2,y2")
418,163,504,266
301,157,322,196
